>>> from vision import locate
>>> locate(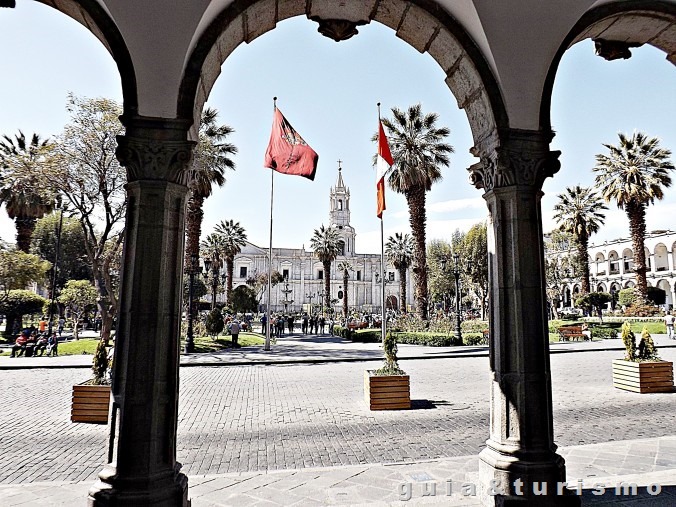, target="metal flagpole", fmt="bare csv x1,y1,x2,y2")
378,102,386,345
265,97,277,351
